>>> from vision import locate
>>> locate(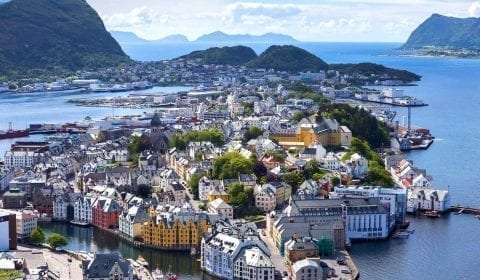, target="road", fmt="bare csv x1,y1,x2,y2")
41,248,83,280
